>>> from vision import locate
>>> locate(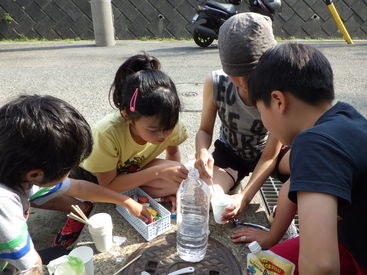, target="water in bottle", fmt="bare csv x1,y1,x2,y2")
176,168,210,262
